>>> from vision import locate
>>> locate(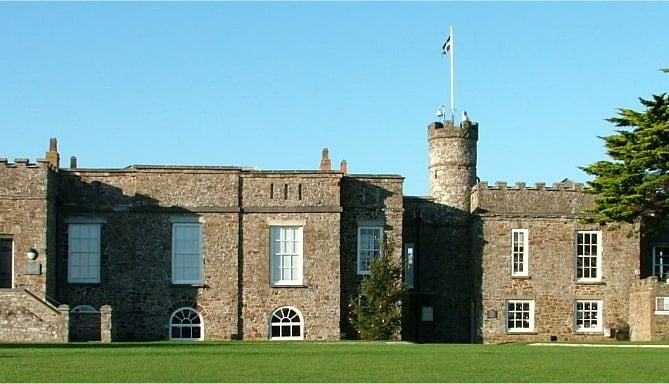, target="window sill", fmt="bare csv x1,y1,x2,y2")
172,283,208,288
575,281,606,285
271,284,308,288
506,331,537,335
511,275,531,280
